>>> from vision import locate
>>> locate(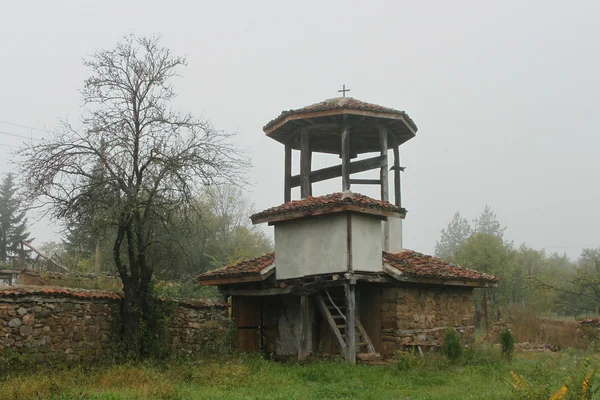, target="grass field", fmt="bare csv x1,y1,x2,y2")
0,349,596,399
